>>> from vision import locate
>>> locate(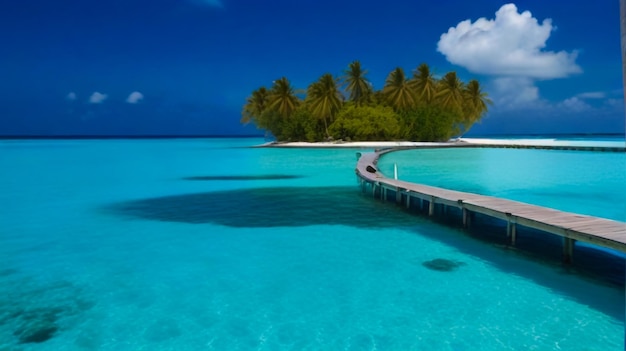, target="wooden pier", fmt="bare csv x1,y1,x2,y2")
356,151,626,262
